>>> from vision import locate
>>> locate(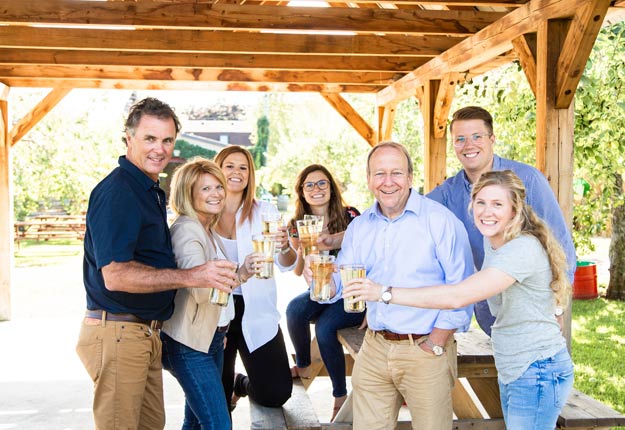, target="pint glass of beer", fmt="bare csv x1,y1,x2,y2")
296,219,323,258
262,212,282,236
310,254,336,302
252,234,276,279
340,264,366,313
209,287,230,307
